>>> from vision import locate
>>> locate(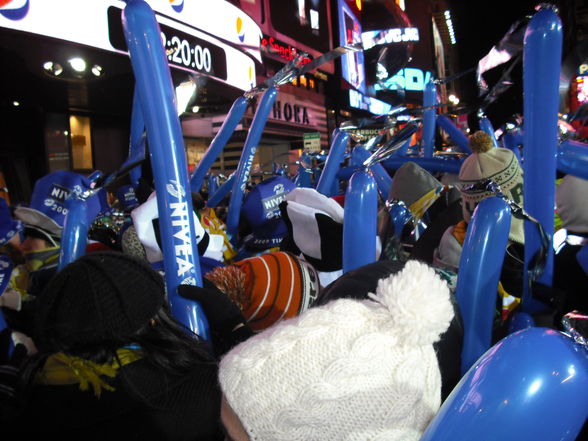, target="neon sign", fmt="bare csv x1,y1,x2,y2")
361,27,419,49
375,68,433,92
349,89,392,114
261,35,312,65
